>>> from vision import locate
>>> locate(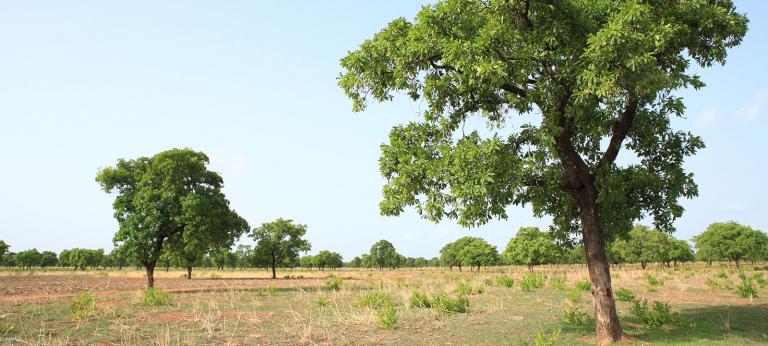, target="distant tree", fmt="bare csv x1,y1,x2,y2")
369,240,400,270
251,218,311,279
439,241,461,271
610,225,666,269
503,227,559,271
15,249,41,269
360,253,375,269
3,252,16,268
40,251,58,268
456,237,499,271
347,256,362,268
314,250,343,271
668,239,694,266
694,222,766,269
0,240,9,266
235,245,254,269
96,148,236,288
